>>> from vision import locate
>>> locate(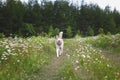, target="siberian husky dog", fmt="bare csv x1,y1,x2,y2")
55,32,64,57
